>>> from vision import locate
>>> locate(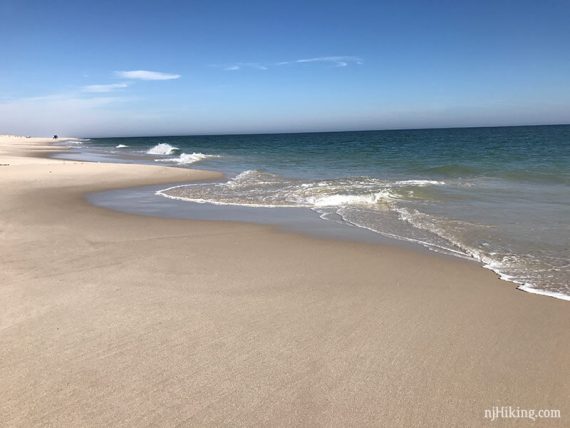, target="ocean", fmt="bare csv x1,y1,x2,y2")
60,125,570,300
